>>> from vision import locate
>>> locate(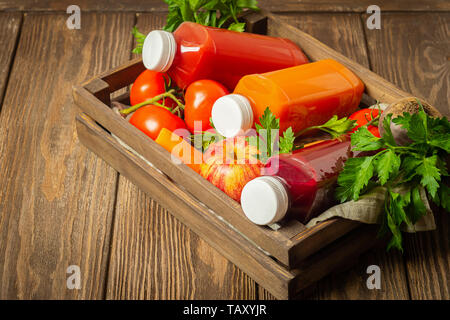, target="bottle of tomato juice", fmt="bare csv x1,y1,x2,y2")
142,22,309,90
